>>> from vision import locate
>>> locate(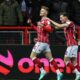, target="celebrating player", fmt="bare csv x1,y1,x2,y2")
48,12,80,80
28,6,63,80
